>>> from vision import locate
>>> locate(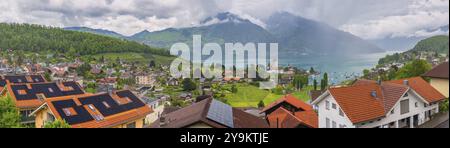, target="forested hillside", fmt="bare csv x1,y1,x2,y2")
412,35,449,54
0,23,168,56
